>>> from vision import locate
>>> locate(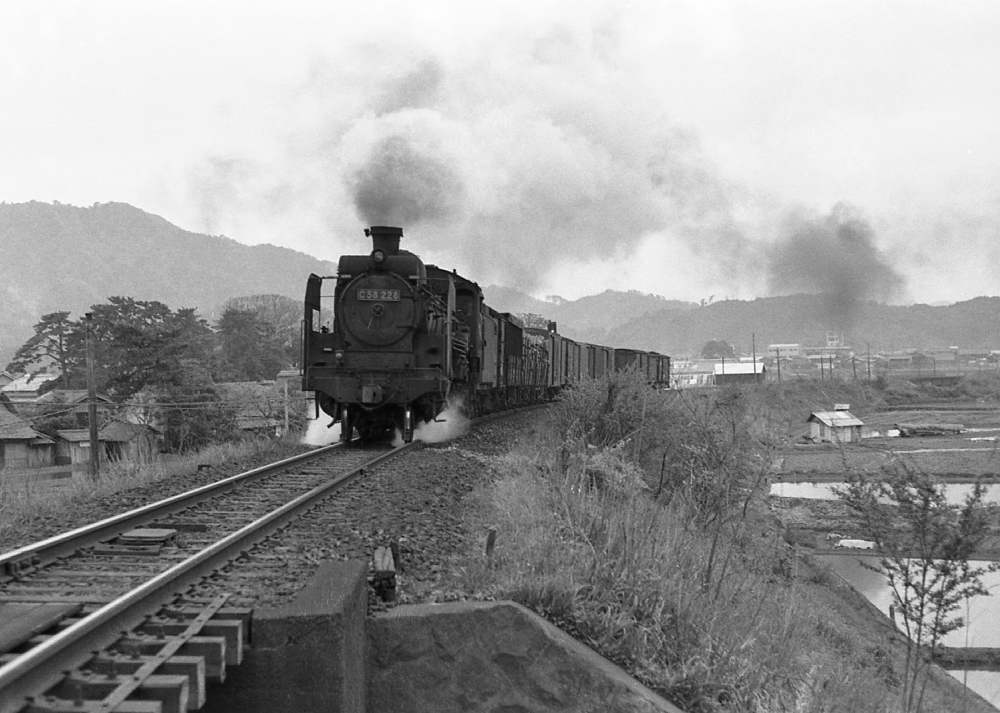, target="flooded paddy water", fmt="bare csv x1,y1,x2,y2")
771,404,1000,706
